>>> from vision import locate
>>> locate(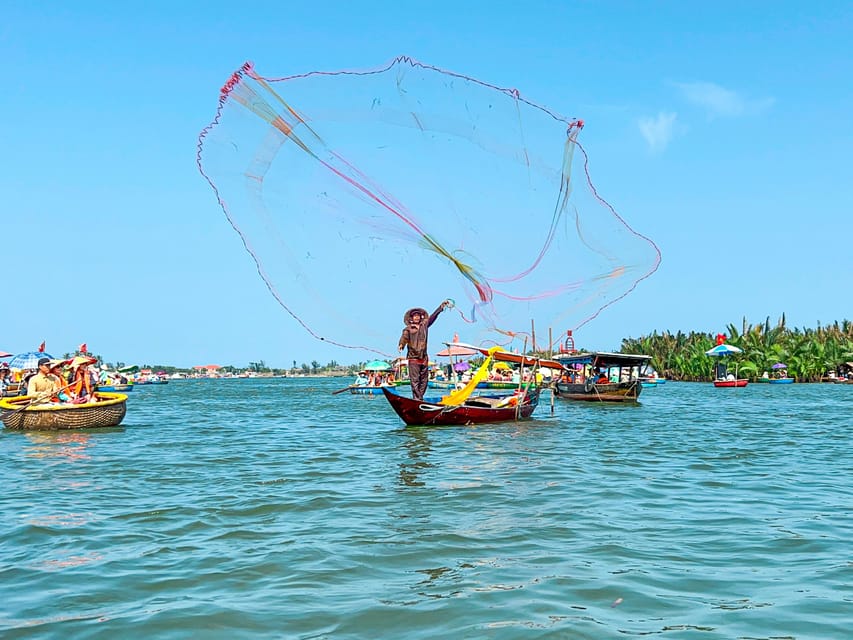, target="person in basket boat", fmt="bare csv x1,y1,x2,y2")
398,301,450,401
69,356,99,403
26,357,62,404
